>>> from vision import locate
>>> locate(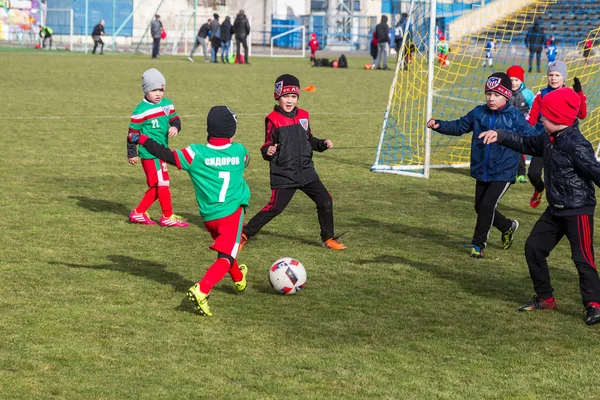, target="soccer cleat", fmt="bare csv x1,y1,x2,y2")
234,264,248,293
129,209,156,225
188,56,194,62
517,295,557,312
530,190,543,208
516,175,527,183
501,220,519,250
160,214,189,227
469,245,484,259
187,283,212,316
239,233,248,251
585,303,600,326
322,236,347,250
